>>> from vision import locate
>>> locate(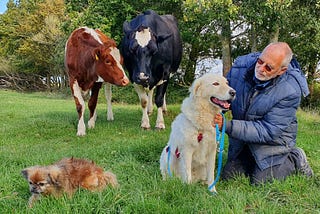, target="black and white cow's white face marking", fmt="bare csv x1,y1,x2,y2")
135,27,151,48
